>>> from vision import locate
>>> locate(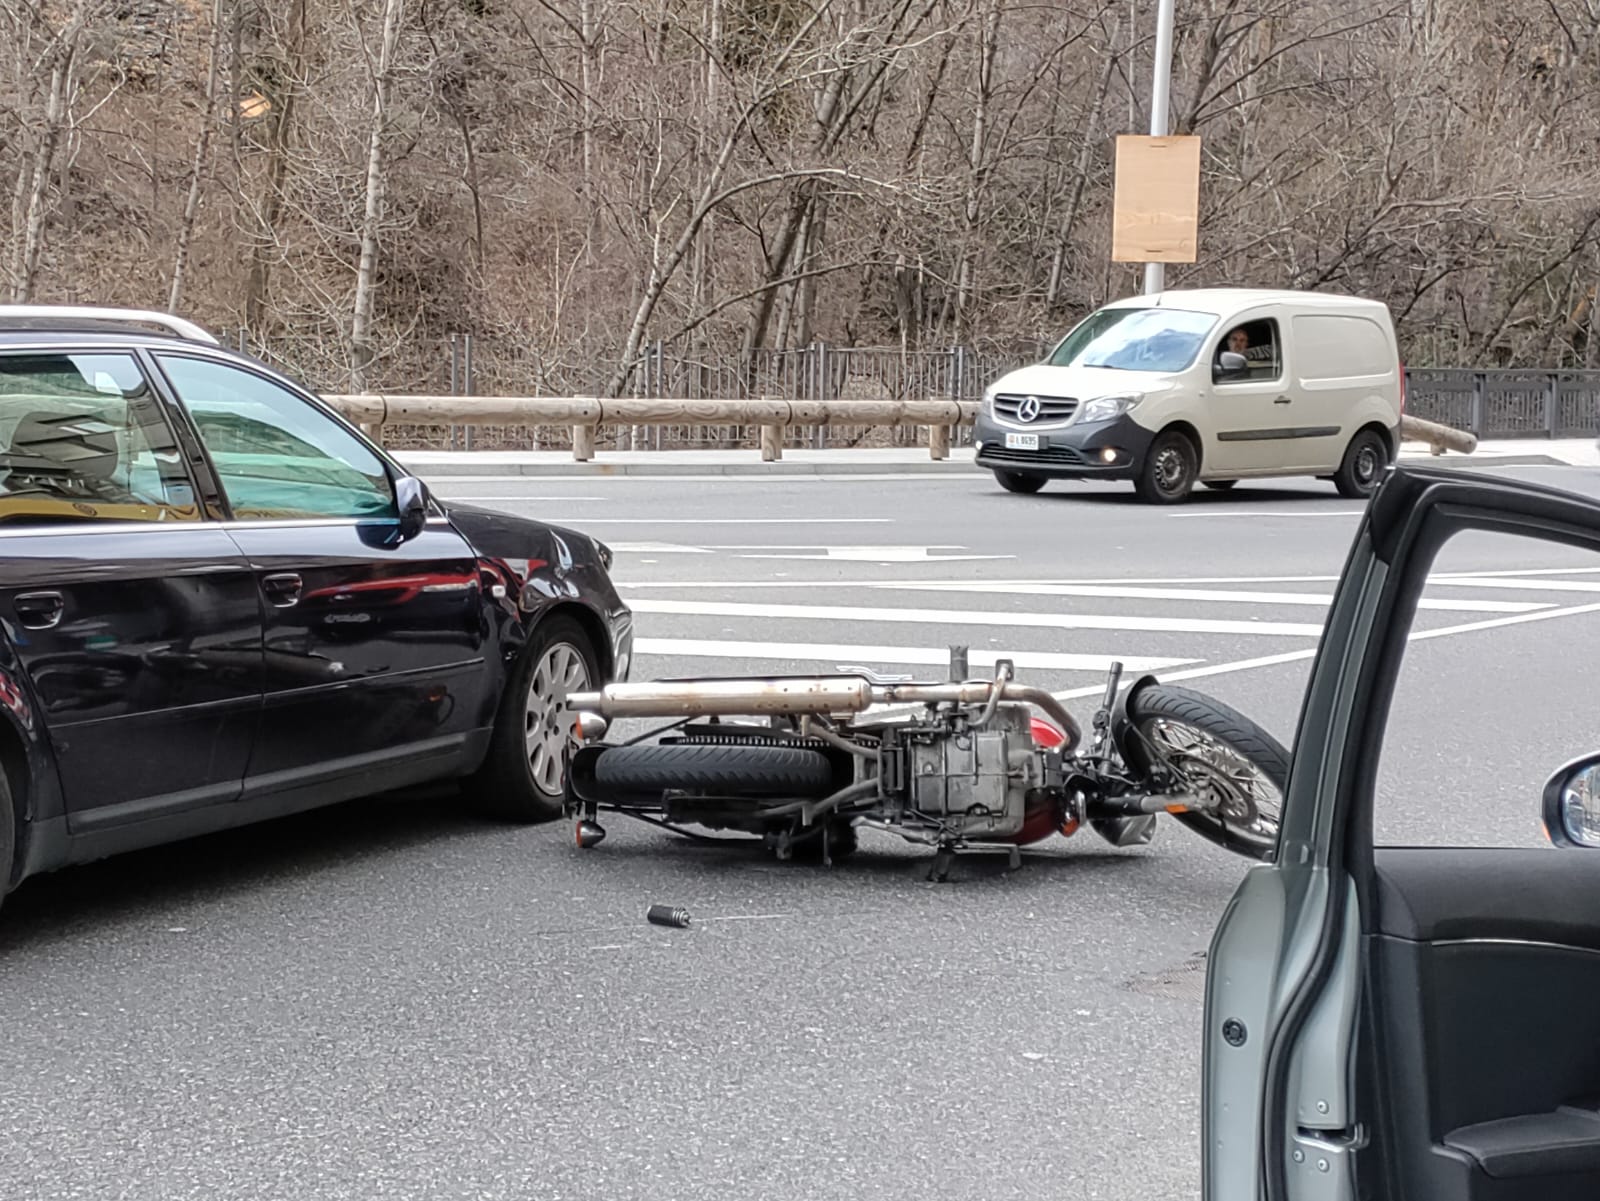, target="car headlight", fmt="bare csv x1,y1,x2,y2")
593,537,613,571
1078,394,1142,423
